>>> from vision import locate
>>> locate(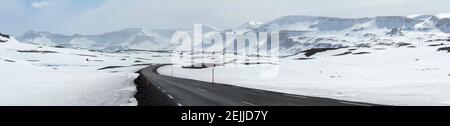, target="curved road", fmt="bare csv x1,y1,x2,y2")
135,64,379,106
